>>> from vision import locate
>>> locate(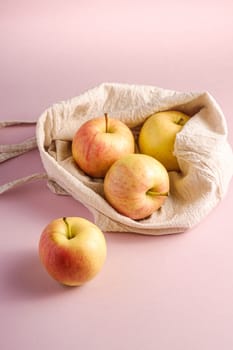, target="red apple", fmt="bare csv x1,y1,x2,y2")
38,217,107,286
72,113,135,178
104,154,169,220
